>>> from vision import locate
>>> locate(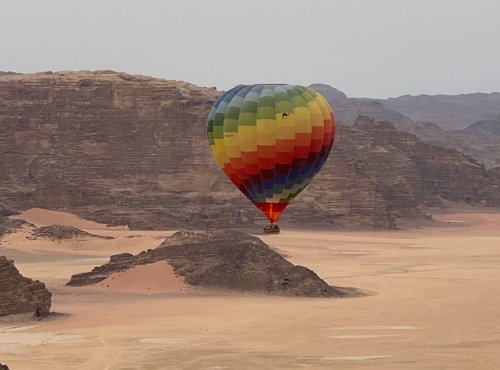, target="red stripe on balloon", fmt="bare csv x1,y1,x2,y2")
254,202,289,223
258,157,276,169
276,151,294,163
